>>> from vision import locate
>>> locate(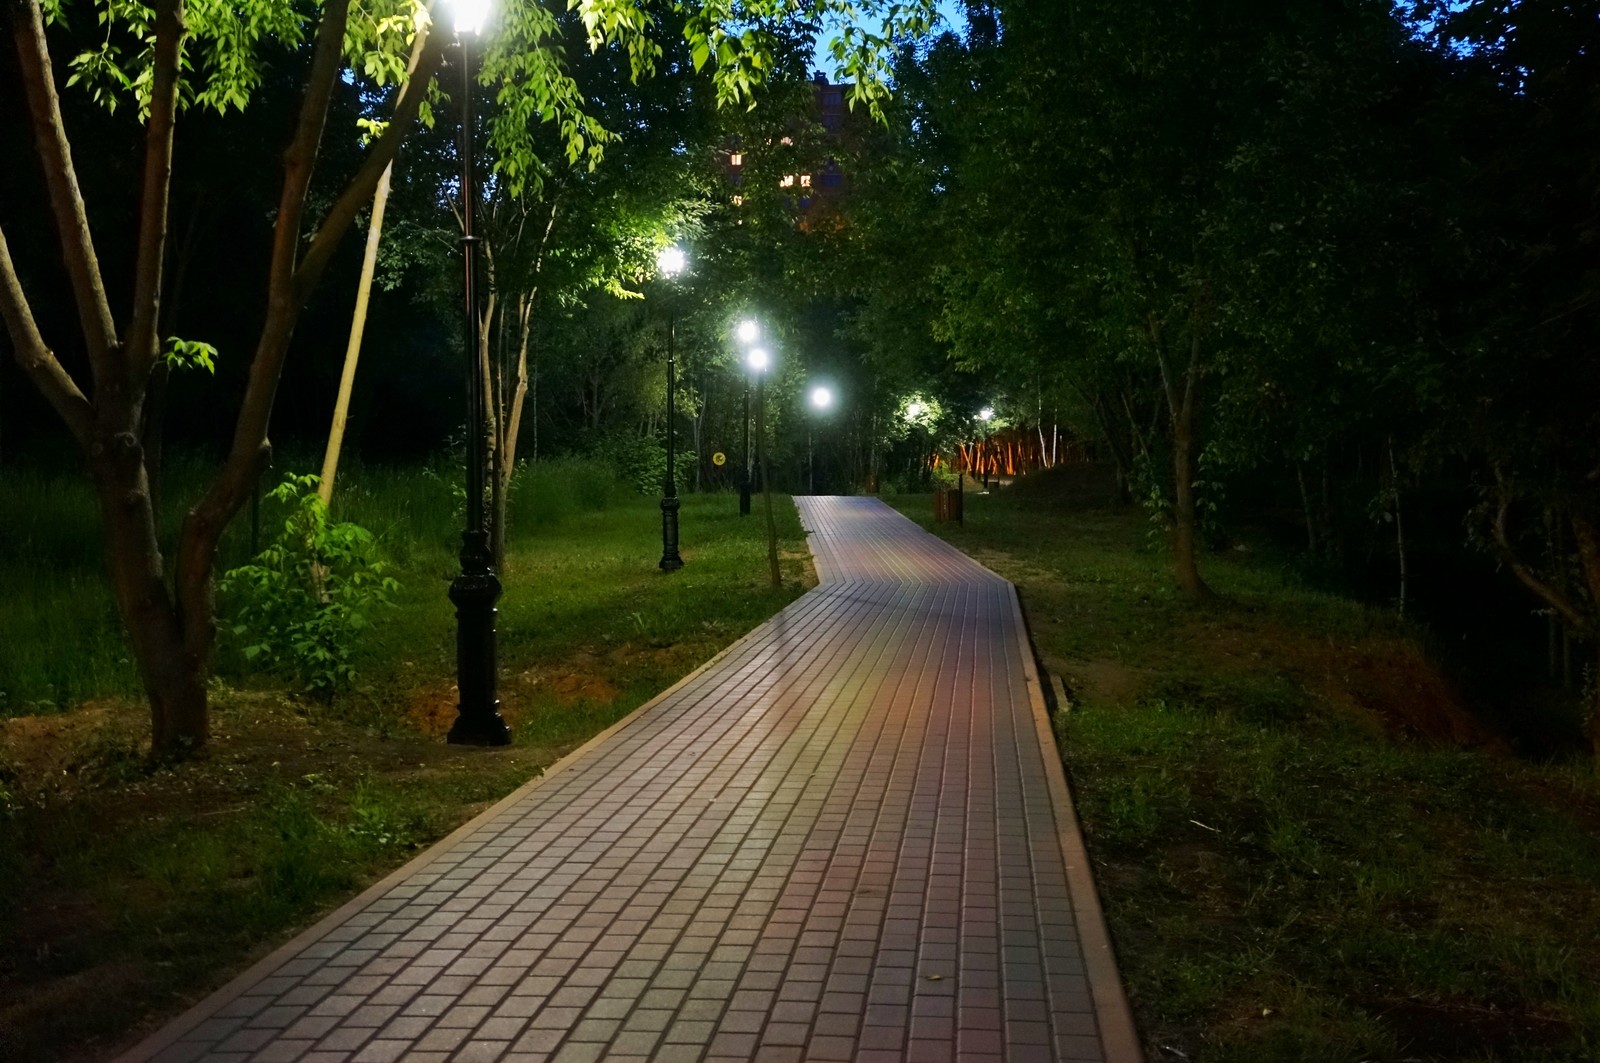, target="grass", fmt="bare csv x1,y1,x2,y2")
888,471,1600,1063
0,455,810,1061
